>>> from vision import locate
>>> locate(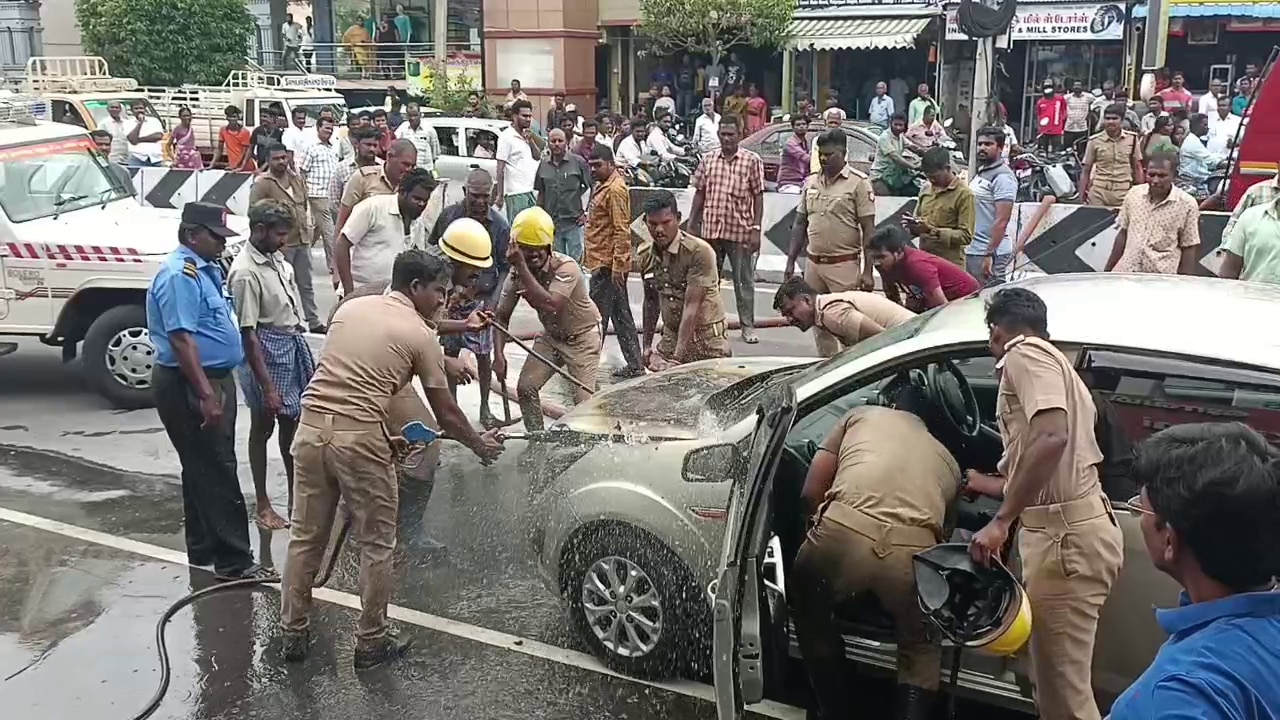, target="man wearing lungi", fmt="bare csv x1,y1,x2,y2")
427,168,511,428
229,200,317,530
